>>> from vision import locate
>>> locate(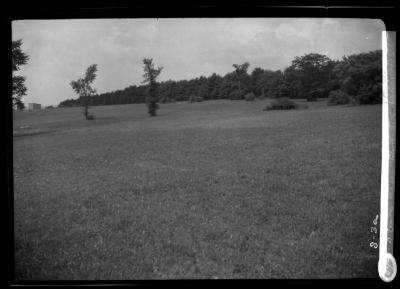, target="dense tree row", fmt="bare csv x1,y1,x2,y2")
59,50,382,108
